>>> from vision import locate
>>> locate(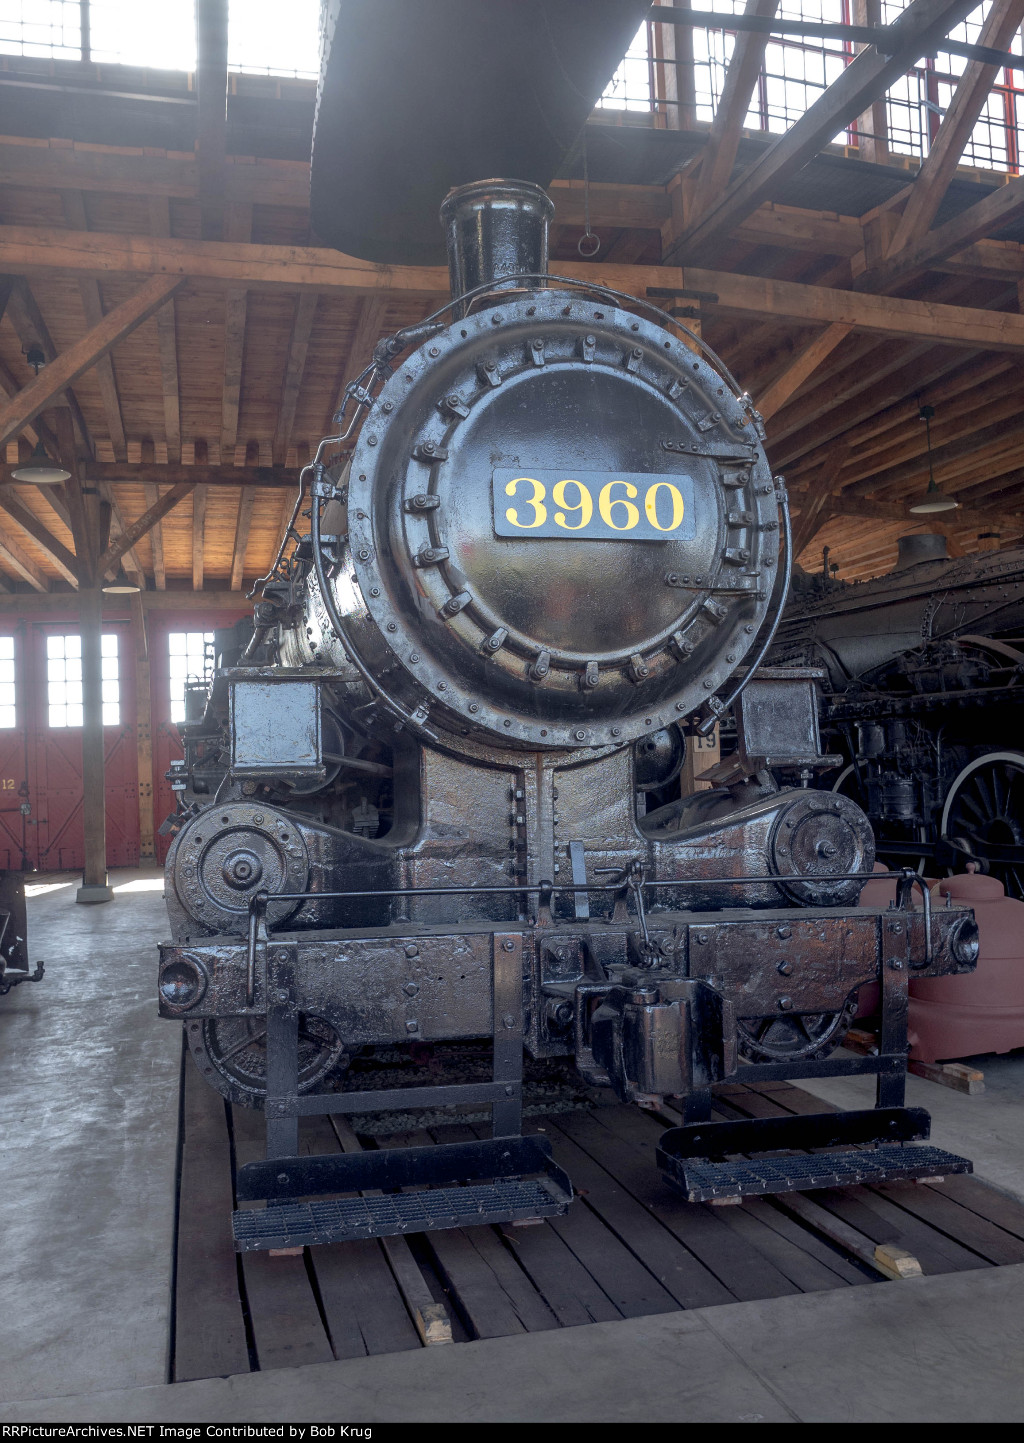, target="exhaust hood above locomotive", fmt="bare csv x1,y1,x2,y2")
310,0,652,265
